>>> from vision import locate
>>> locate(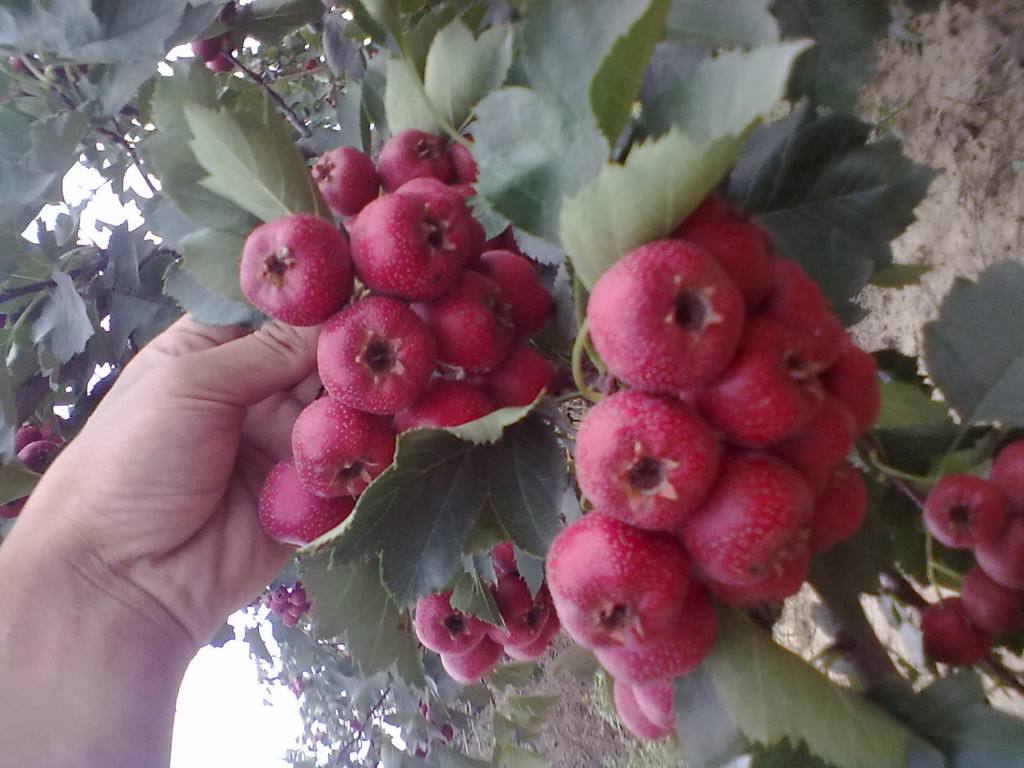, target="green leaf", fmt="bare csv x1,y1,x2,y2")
494,744,548,768
384,56,441,134
726,102,936,320
31,270,94,364
589,0,670,145
450,569,501,625
870,263,931,288
673,667,749,768
666,0,779,46
424,20,512,130
489,661,537,690
29,111,89,175
243,625,272,664
240,0,326,43
163,262,259,326
875,380,950,431
772,0,890,111
642,41,811,141
303,553,424,685
750,741,836,768
560,127,738,288
185,92,330,223
923,261,1024,428
548,646,600,680
0,464,37,505
177,228,248,306
706,611,944,768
